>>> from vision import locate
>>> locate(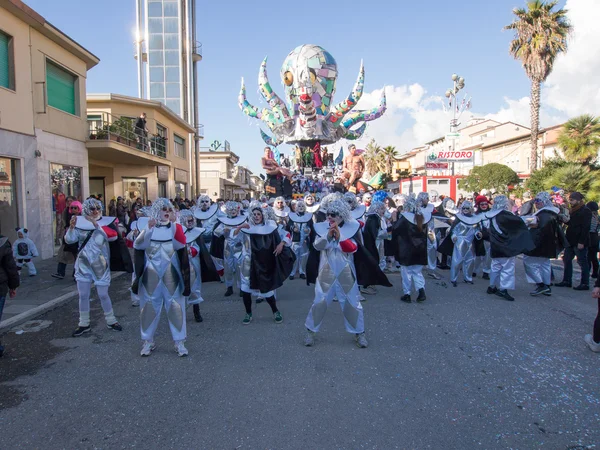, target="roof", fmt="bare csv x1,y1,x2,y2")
87,93,195,133
1,0,100,70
